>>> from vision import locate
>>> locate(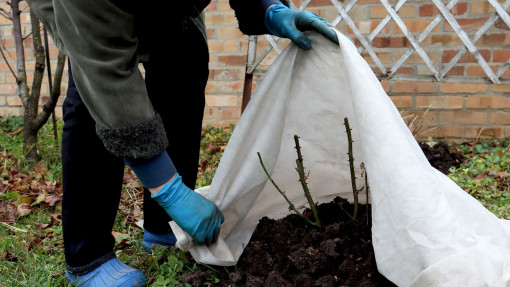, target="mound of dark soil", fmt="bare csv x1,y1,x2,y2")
419,142,464,174
183,198,396,287
182,142,463,286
